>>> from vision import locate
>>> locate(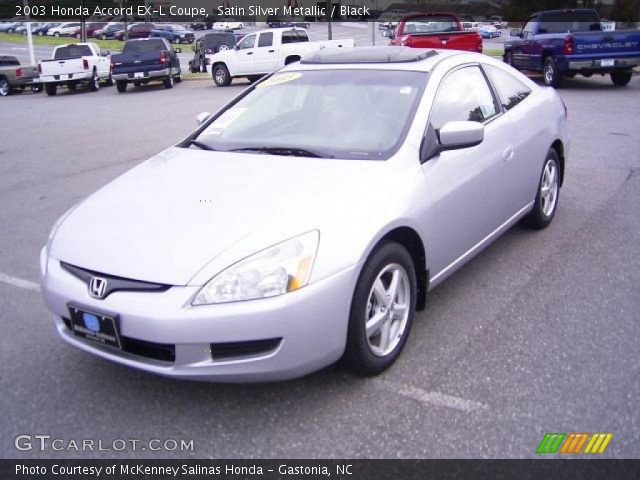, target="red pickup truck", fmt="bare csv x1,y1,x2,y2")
385,12,483,53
